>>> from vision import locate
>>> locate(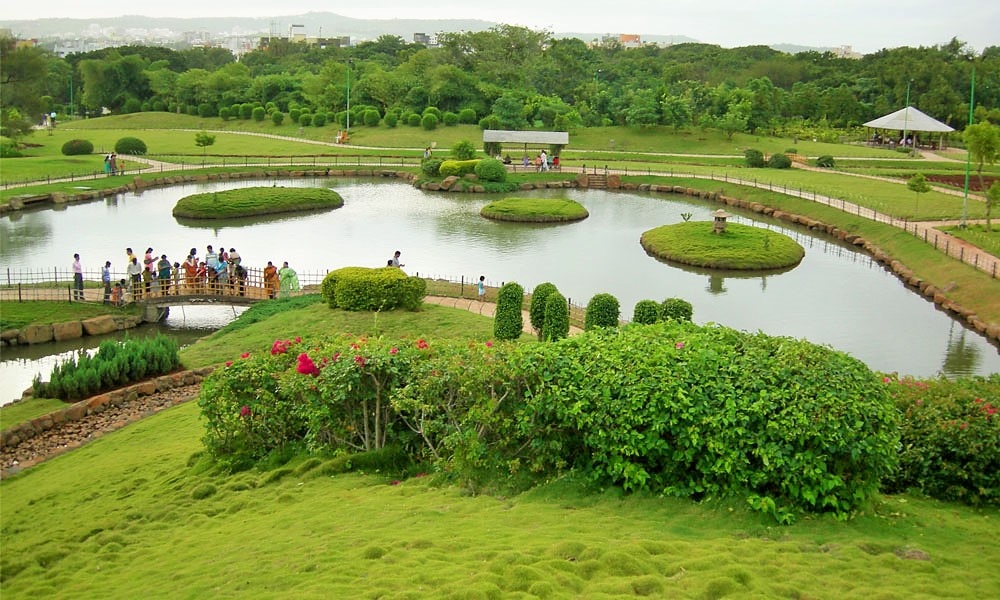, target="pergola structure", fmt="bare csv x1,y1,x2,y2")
863,106,955,150
482,130,569,159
